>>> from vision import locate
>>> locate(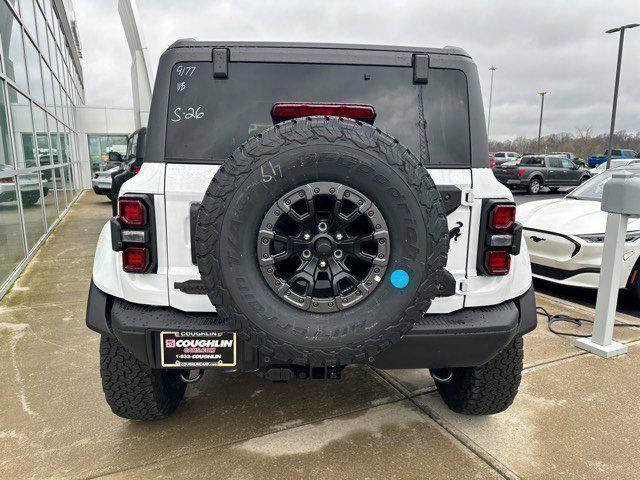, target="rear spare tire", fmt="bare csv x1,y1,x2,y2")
196,117,449,365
